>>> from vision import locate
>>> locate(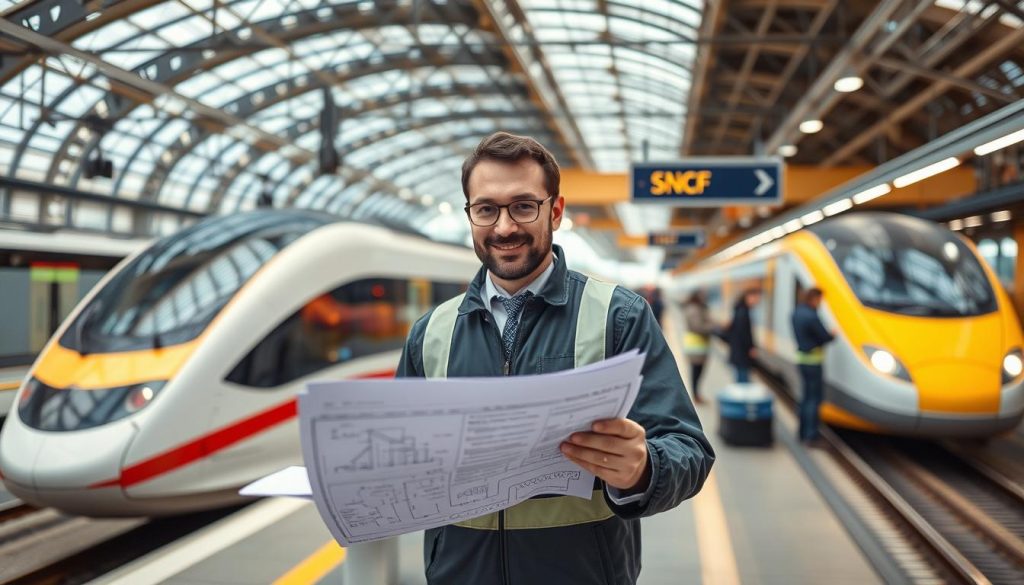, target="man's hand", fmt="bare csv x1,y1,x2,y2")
560,418,650,493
